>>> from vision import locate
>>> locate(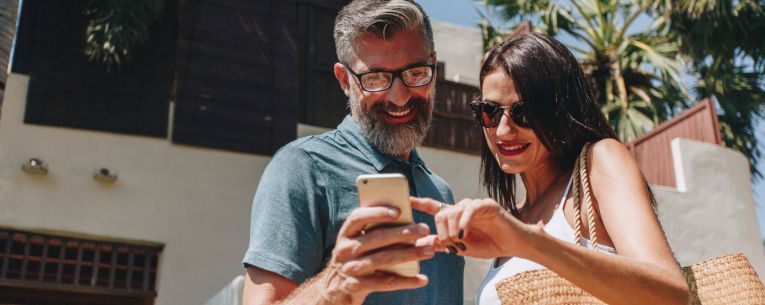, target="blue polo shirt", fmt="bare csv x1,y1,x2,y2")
243,115,464,304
